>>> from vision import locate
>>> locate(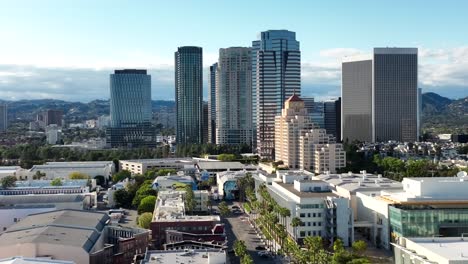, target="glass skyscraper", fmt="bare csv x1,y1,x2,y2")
208,63,218,144
0,104,7,132
175,46,203,144
252,30,300,160
216,47,252,145
107,69,156,148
